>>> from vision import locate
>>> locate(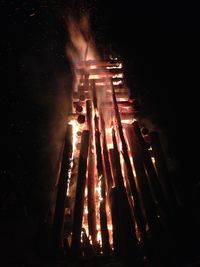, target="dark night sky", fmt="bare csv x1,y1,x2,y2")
94,1,200,180
0,0,200,263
